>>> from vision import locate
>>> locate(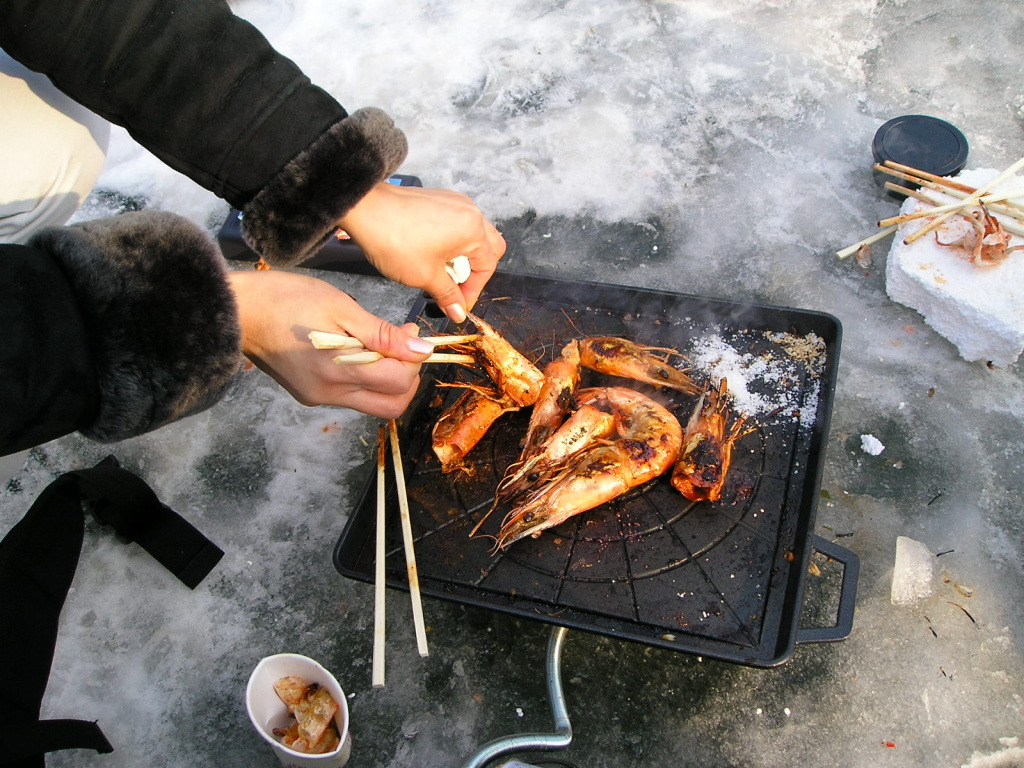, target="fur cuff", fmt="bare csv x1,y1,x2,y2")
240,107,408,266
30,211,243,443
